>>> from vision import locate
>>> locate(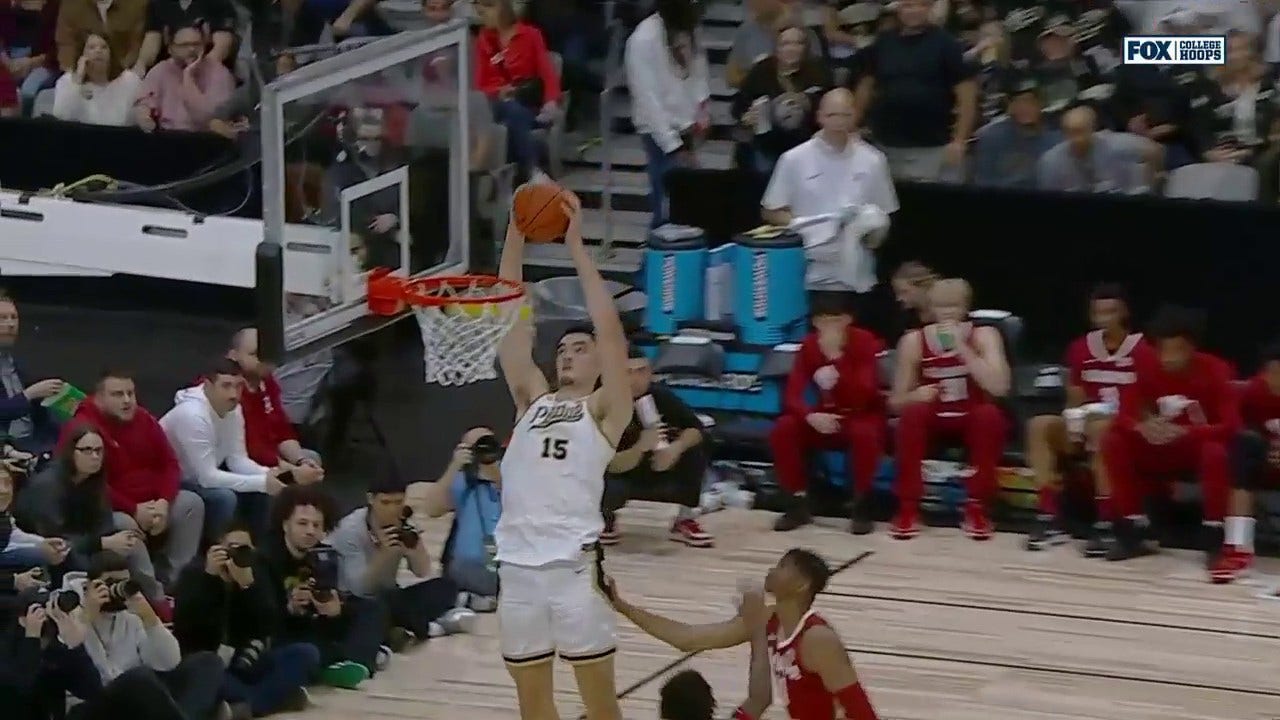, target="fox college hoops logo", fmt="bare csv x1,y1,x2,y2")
1123,35,1225,66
